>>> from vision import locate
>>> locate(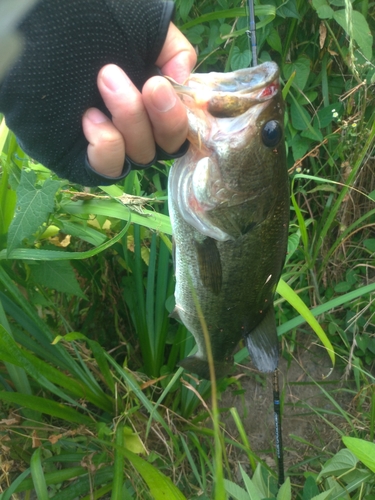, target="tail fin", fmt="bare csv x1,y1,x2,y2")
178,356,233,380
245,307,279,373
